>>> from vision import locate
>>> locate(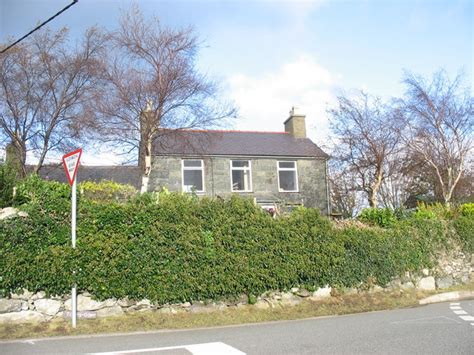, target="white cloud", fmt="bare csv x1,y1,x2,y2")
227,54,337,144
